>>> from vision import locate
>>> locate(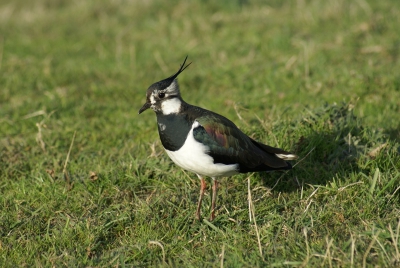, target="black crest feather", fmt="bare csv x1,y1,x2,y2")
145,56,192,95
168,56,192,80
